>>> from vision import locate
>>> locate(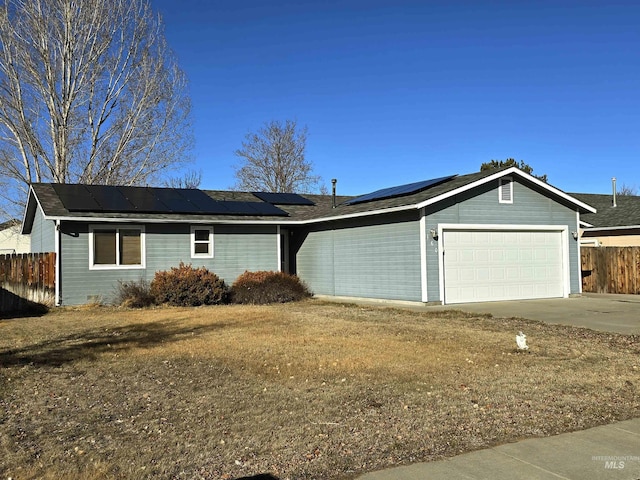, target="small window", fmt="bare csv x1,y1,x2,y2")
499,177,513,204
90,226,144,269
191,226,213,258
